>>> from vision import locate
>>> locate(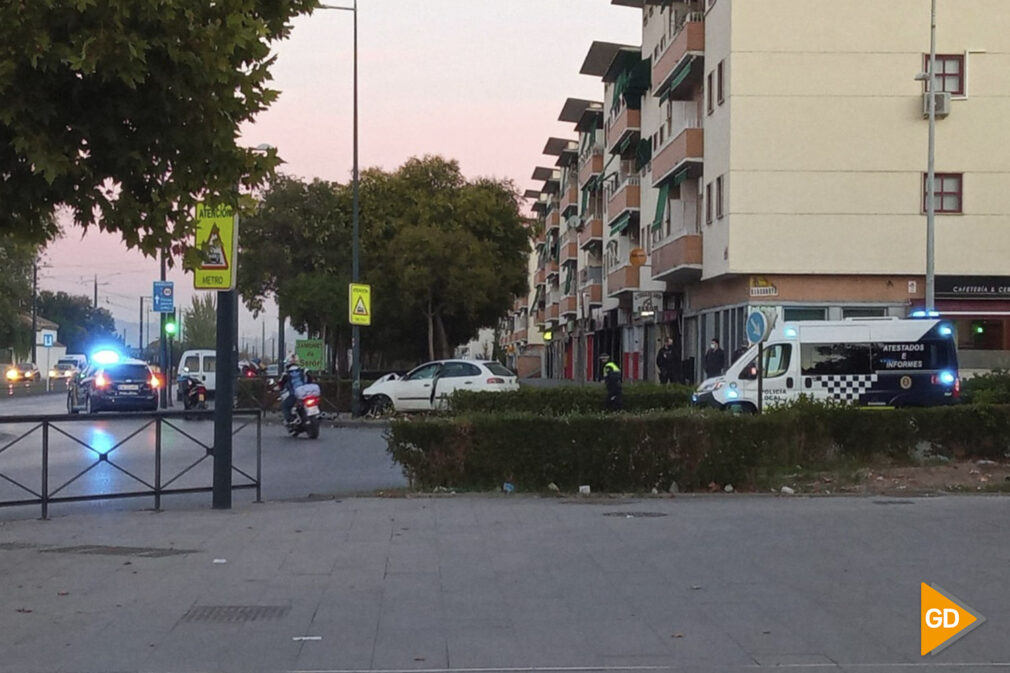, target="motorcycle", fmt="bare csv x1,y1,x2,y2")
279,383,321,439
180,375,208,416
